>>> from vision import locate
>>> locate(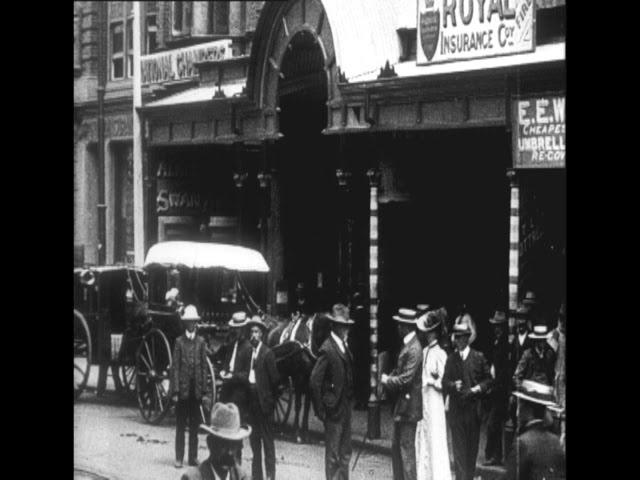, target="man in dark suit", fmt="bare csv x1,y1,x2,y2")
443,322,493,480
310,309,355,480
245,316,280,480
484,310,512,466
503,380,566,480
513,325,557,388
170,305,213,468
511,305,533,367
219,312,253,425
182,402,251,480
381,308,423,480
